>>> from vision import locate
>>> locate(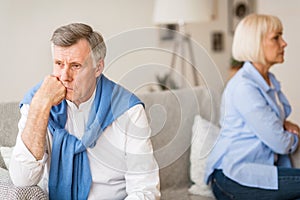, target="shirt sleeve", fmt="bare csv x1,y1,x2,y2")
232,83,298,155
9,104,48,187
117,104,160,200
